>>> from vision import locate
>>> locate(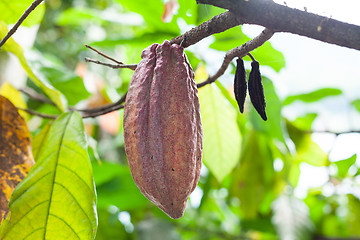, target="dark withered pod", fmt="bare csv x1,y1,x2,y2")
248,60,267,121
234,58,247,113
